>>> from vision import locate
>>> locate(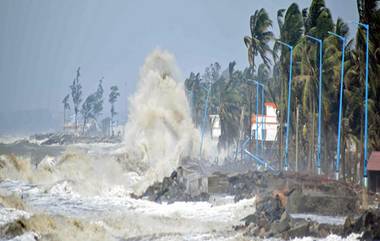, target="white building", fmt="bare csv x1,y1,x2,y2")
209,114,221,139
251,102,278,142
